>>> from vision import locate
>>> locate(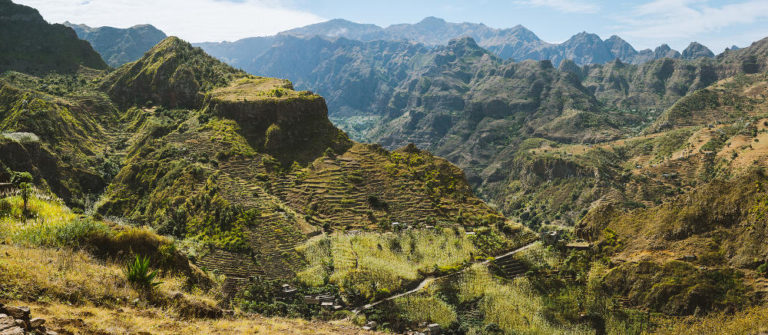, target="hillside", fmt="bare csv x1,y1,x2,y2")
0,23,539,332
65,22,167,67
0,0,107,74
5,1,768,332
95,37,531,294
